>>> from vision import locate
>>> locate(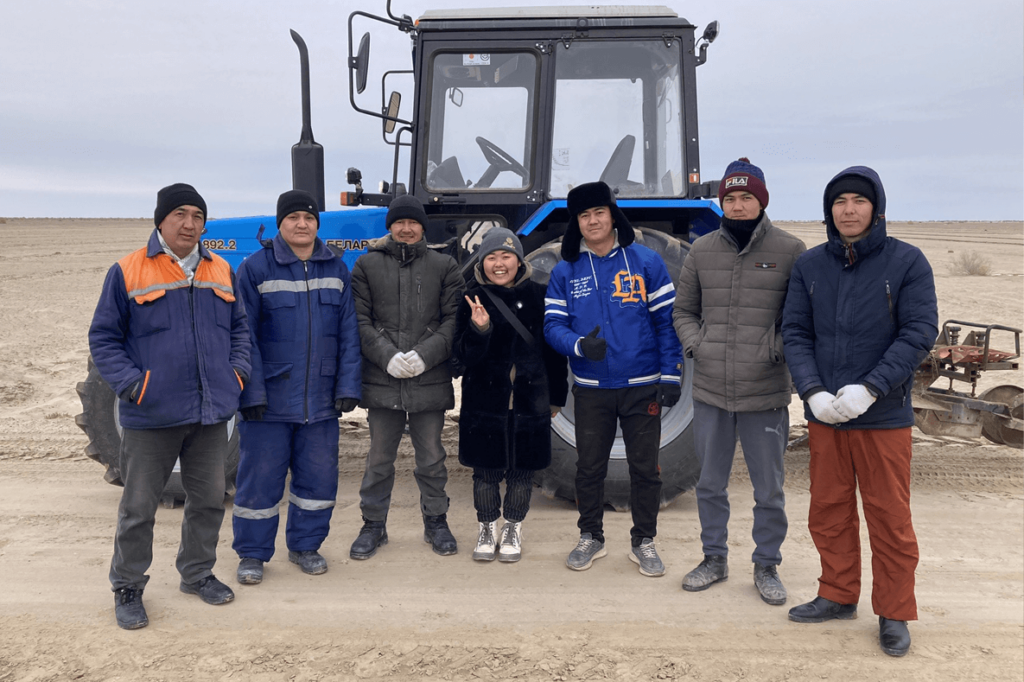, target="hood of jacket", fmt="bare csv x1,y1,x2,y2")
367,233,428,266
822,166,888,264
